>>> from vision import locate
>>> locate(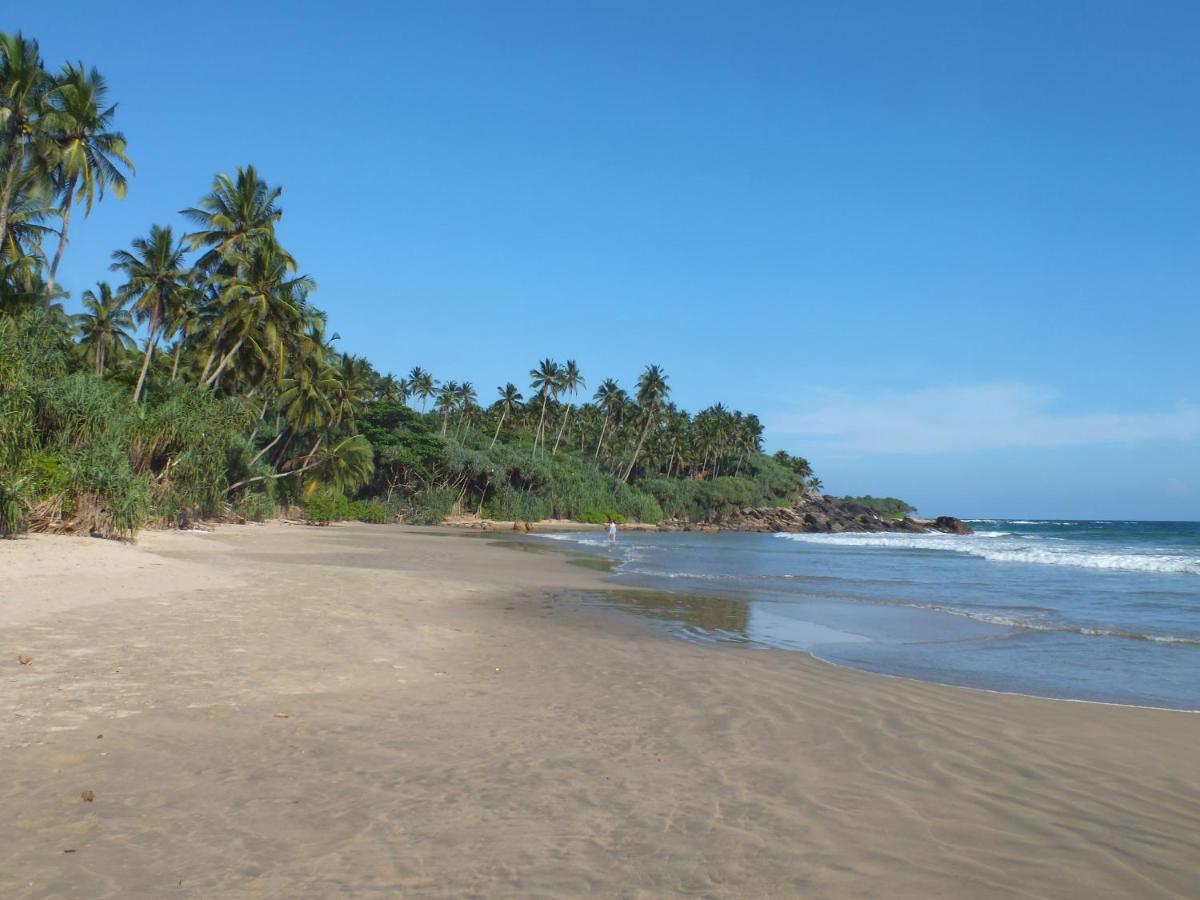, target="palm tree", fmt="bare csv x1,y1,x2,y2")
278,354,337,431
552,358,585,454
622,364,670,482
181,165,288,272
0,32,51,251
203,239,313,388
41,62,132,298
408,366,434,410
273,353,339,468
110,224,189,402
529,357,561,454
436,381,459,436
331,353,373,426
454,381,477,438
75,281,134,375
0,166,53,295
593,378,624,459
490,383,523,448
376,373,405,403
662,405,689,477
